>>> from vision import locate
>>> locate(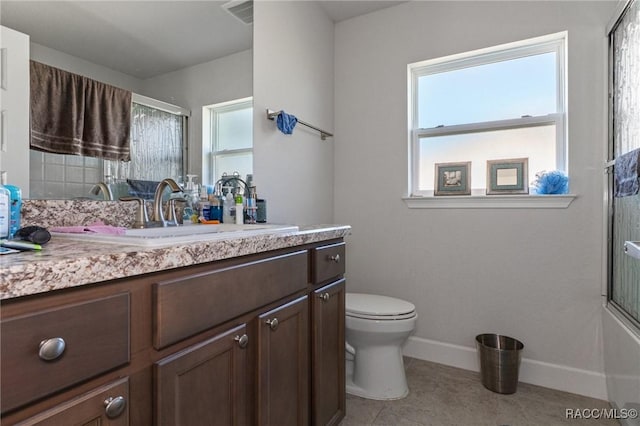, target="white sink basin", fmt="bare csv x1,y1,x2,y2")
52,224,299,247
